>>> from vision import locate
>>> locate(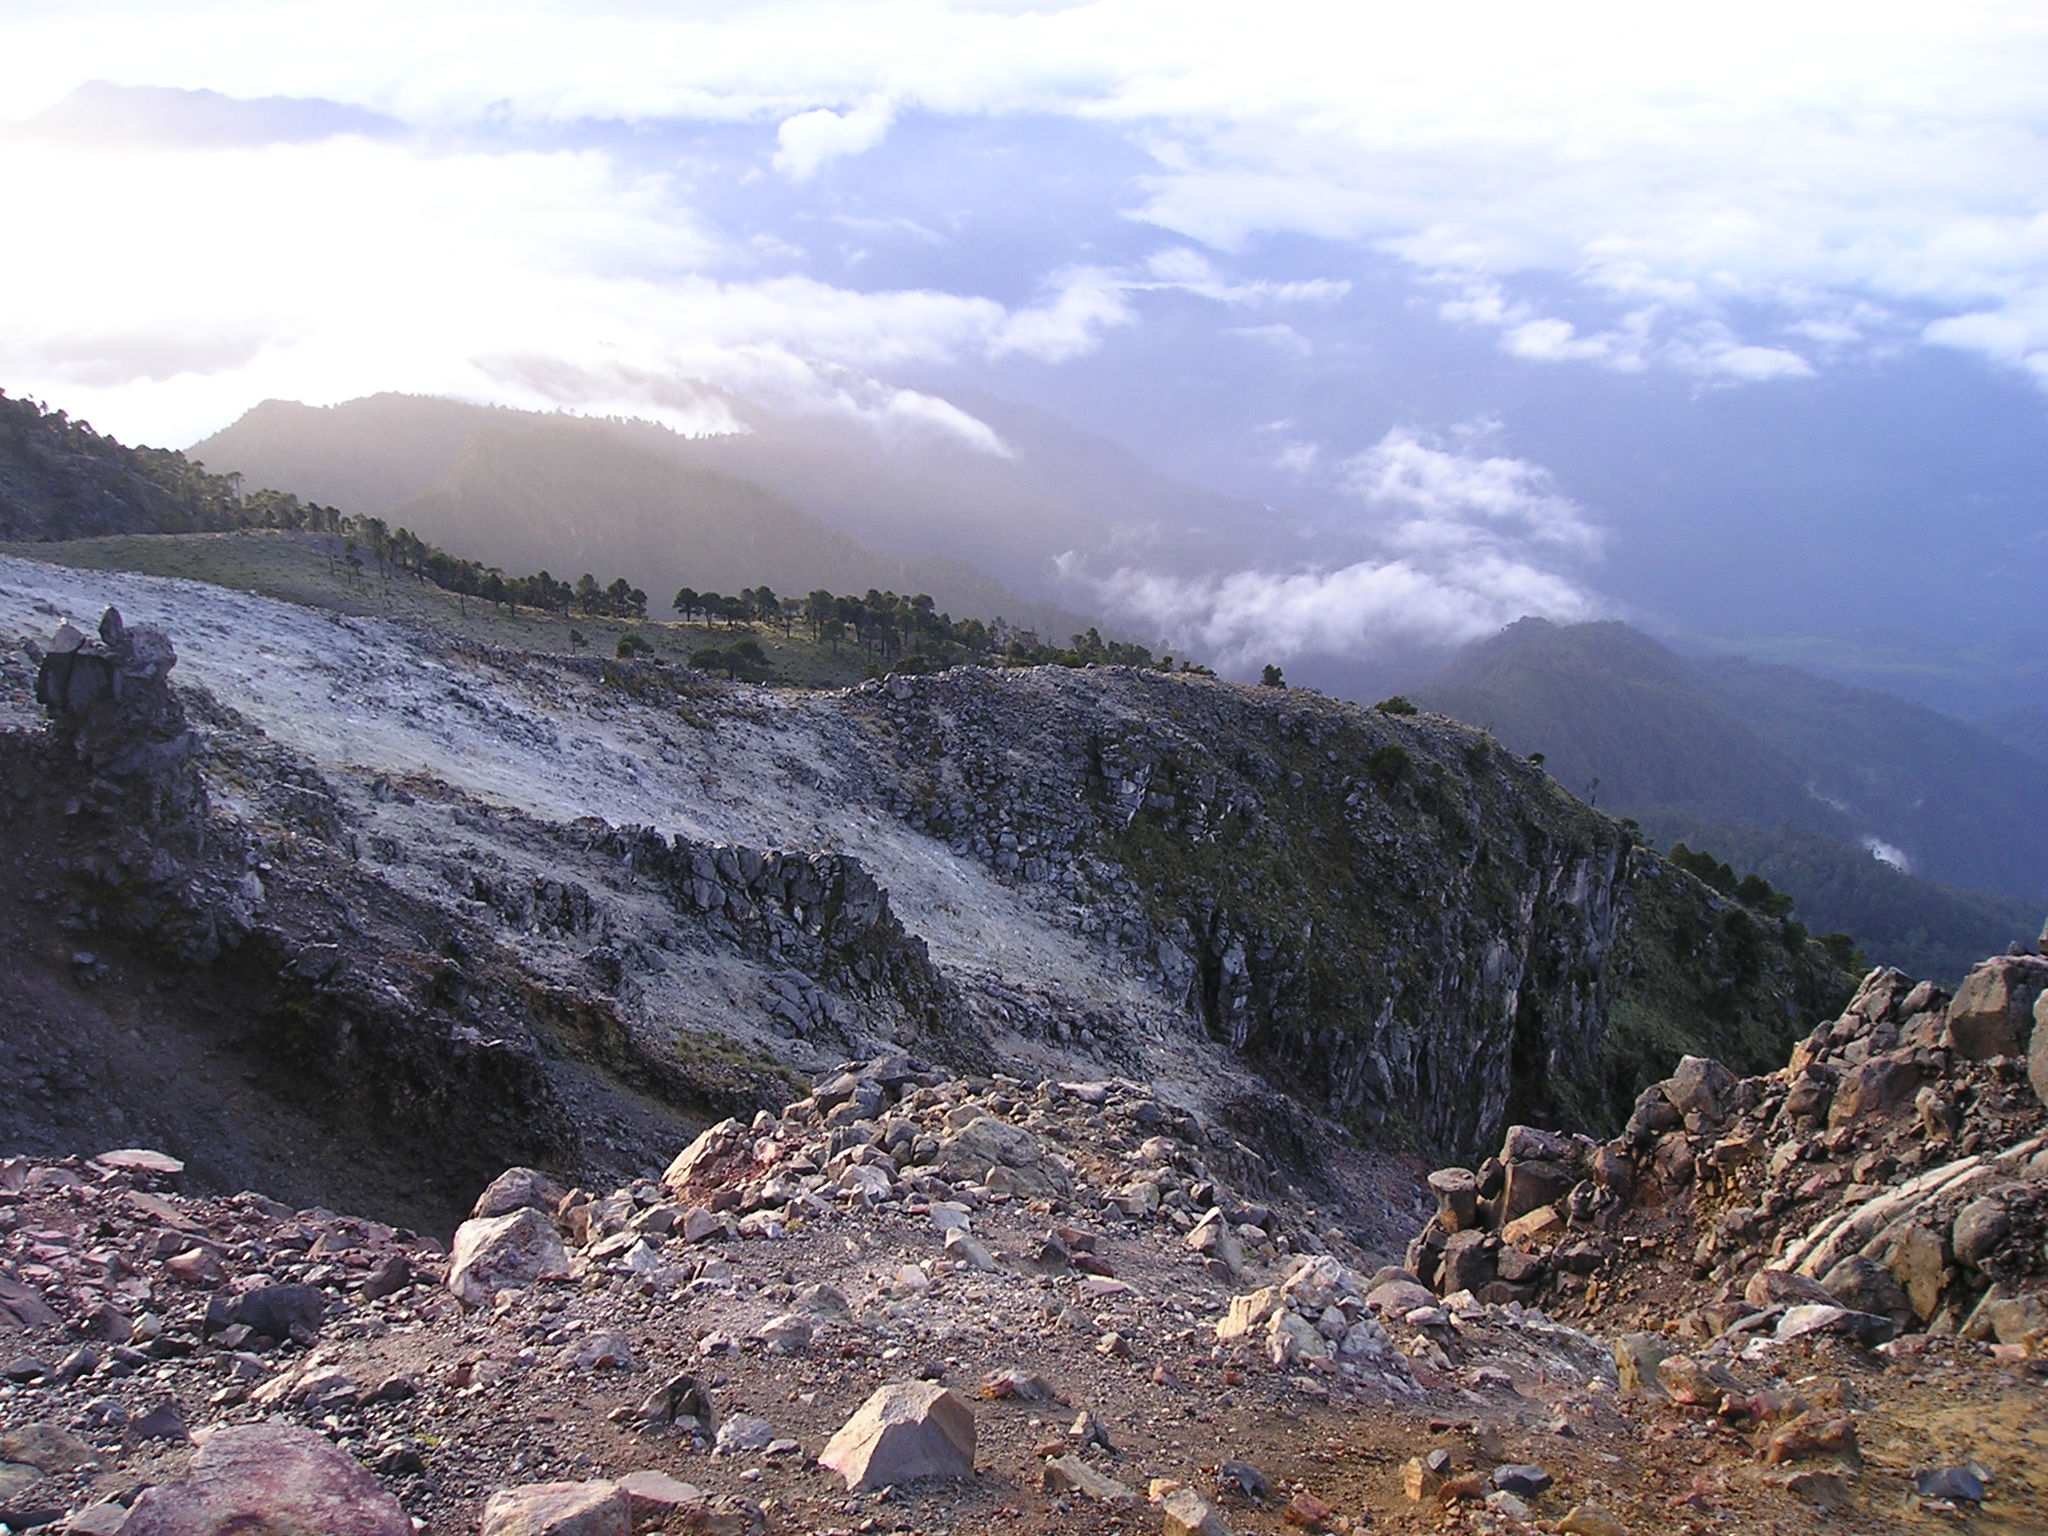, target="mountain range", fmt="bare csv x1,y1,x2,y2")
1411,618,2047,980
